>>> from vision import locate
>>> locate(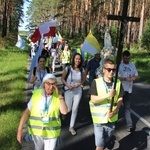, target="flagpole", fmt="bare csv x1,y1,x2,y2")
27,36,43,83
